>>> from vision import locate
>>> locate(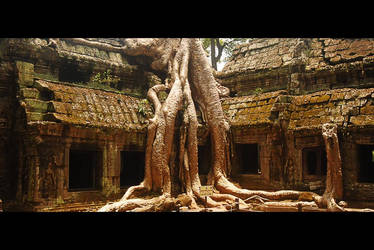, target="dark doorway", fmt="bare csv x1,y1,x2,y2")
69,150,101,191
237,144,260,174
198,145,211,175
58,61,90,83
120,151,145,187
358,145,374,183
303,147,327,177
